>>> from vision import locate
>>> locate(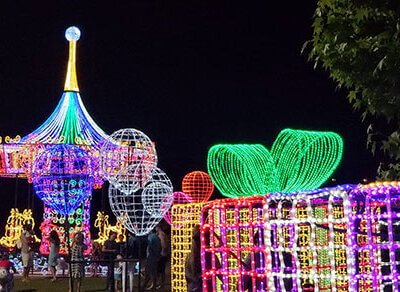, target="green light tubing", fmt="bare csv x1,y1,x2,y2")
207,129,343,197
